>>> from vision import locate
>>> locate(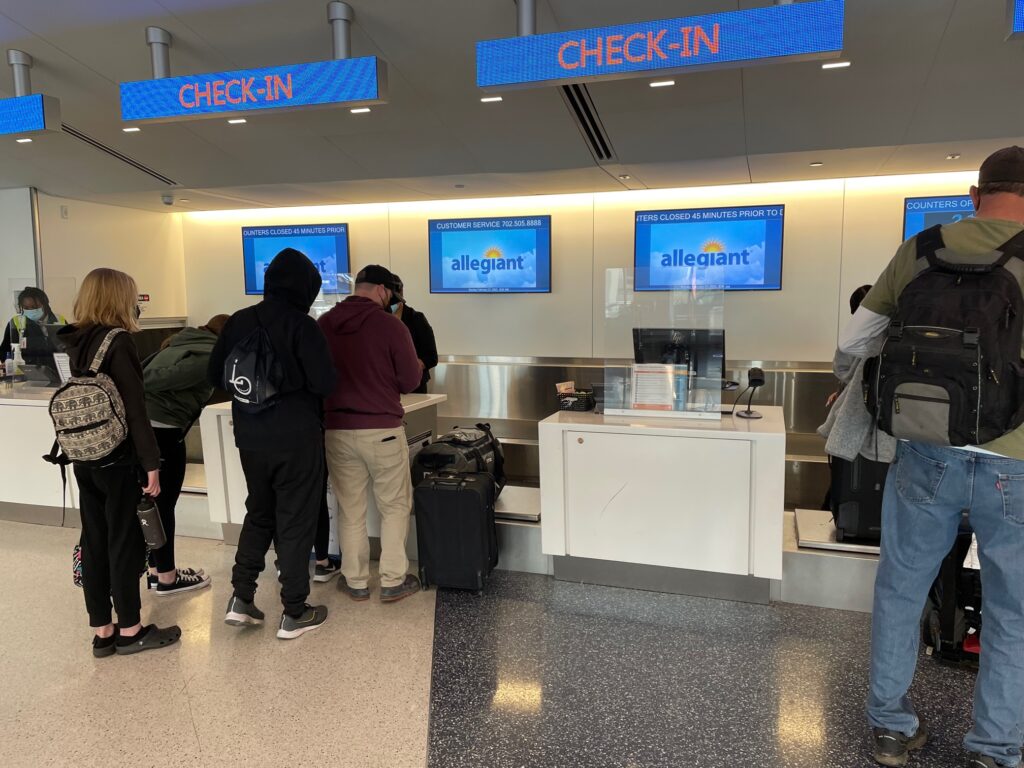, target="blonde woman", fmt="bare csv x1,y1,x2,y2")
57,268,181,657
